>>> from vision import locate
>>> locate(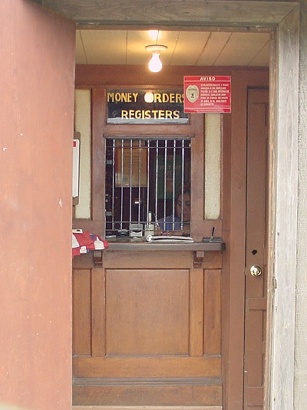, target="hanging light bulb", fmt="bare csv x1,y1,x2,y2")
149,52,162,72
145,45,168,73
